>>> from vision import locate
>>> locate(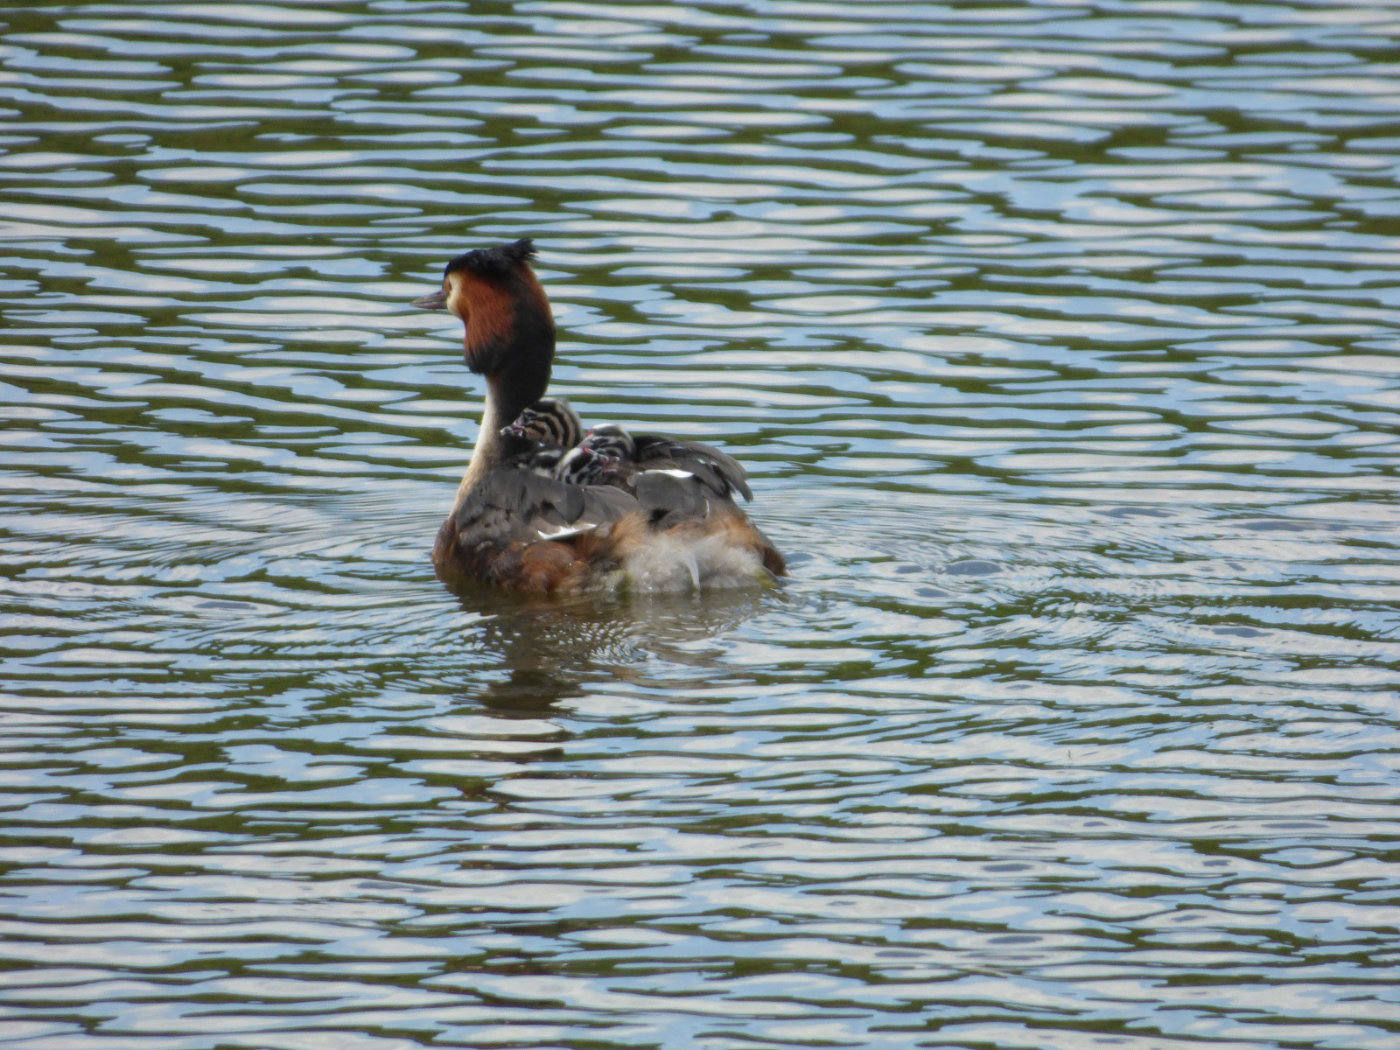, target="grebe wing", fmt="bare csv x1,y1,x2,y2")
632,469,734,530
630,434,753,502
452,469,638,547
